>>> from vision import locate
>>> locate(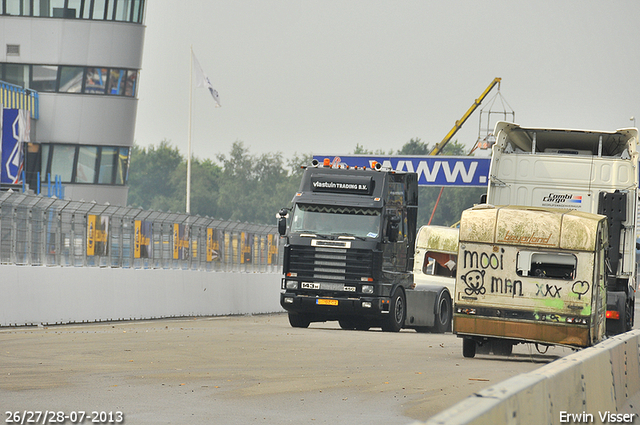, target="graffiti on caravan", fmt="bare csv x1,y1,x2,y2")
311,155,491,187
